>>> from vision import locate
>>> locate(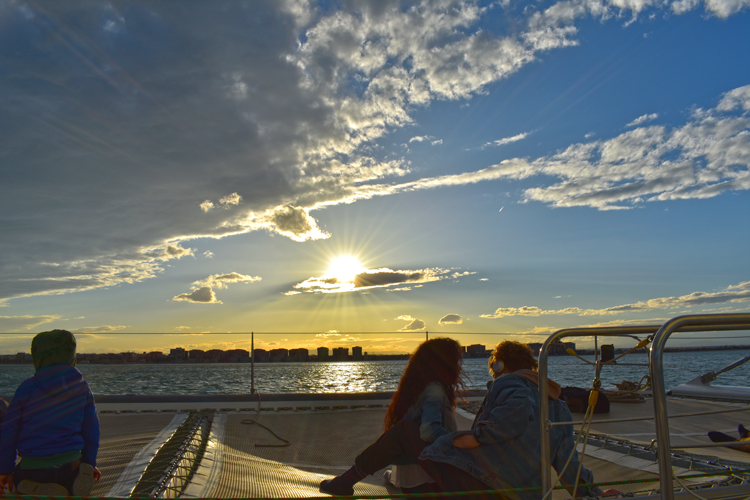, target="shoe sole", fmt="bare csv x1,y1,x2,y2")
16,480,69,496
319,480,354,496
73,463,95,496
